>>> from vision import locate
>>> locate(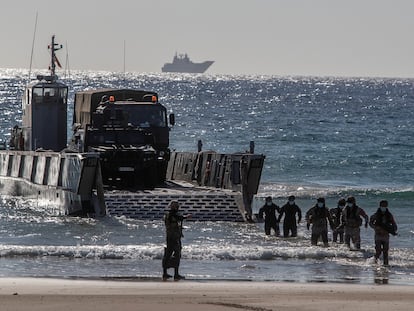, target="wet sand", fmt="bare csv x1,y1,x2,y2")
0,278,413,311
